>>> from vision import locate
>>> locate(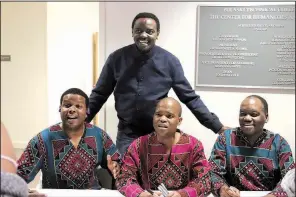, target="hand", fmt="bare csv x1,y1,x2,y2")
218,126,232,134
139,191,162,197
166,191,181,197
107,155,120,179
229,186,240,196
139,191,153,197
220,184,240,197
153,191,163,196
28,190,47,197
